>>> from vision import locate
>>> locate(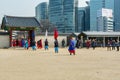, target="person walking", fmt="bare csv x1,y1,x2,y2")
44,39,49,50
24,39,29,50
107,40,111,51
21,39,25,47
68,37,76,55
39,39,43,48
91,39,96,50
12,39,16,48
116,40,119,51
54,39,59,53
31,40,36,50
26,38,30,49
61,39,65,48
86,39,90,49
111,40,116,50
16,39,19,47
18,39,22,47
76,39,80,48
37,39,42,49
